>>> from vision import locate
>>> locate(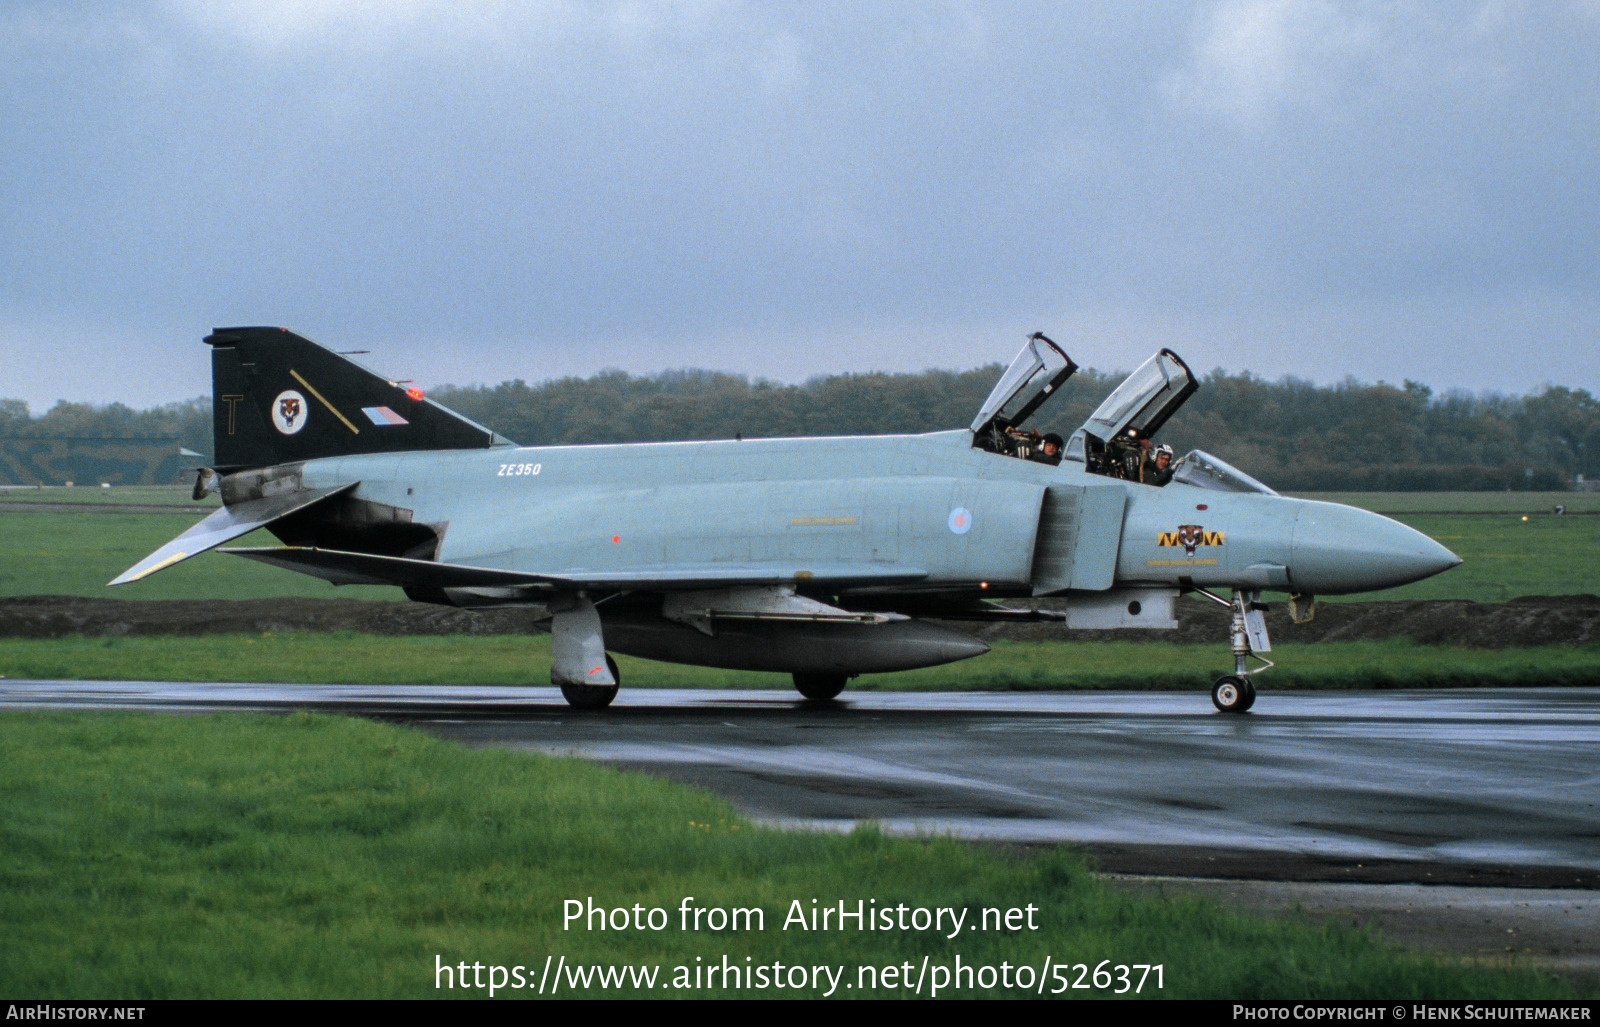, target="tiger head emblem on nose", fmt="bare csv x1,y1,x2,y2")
1176,524,1204,556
